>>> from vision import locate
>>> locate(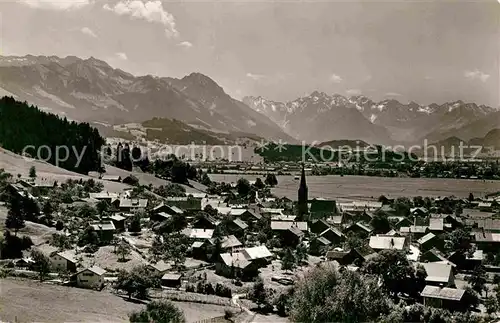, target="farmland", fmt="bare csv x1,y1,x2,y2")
209,174,500,200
